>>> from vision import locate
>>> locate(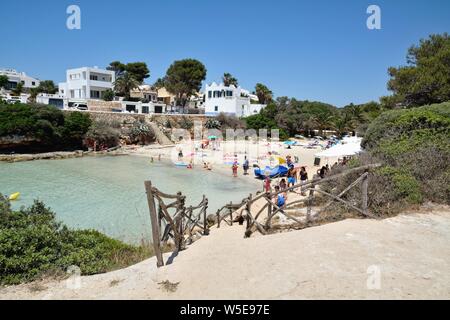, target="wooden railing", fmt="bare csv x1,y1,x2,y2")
144,181,208,268
242,164,381,238
145,164,381,267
